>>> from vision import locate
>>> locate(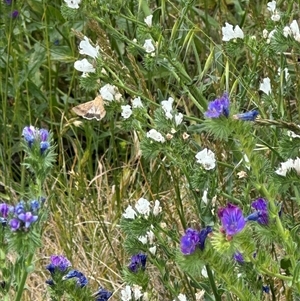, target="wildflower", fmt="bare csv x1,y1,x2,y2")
222,22,244,41
149,245,157,255
63,270,88,287
39,128,50,153
175,113,183,125
263,286,270,293
161,97,174,119
198,226,212,250
94,287,113,301
287,130,300,139
180,228,200,255
152,200,161,216
283,26,292,37
121,285,132,301
246,198,269,225
30,200,40,212
259,77,271,95
205,92,230,118
100,84,122,101
135,198,151,216
14,201,25,215
182,132,190,140
146,129,165,143
233,251,244,263
147,229,155,244
218,203,246,236
4,0,12,4
173,293,187,301
128,253,147,273
144,14,153,27
132,96,143,108
202,190,208,204
195,148,216,170
278,67,289,81
267,1,280,21
74,58,95,76
289,20,300,42
123,205,136,219
143,39,155,53
121,105,132,119
138,235,148,244
276,157,300,176
46,255,71,275
9,218,20,231
0,203,9,218
18,212,38,228
79,36,99,59
22,126,37,147
11,10,19,18
64,0,81,9
233,110,259,121
132,284,143,299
